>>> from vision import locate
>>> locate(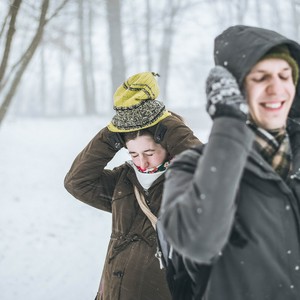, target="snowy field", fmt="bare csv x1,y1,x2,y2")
0,116,209,300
